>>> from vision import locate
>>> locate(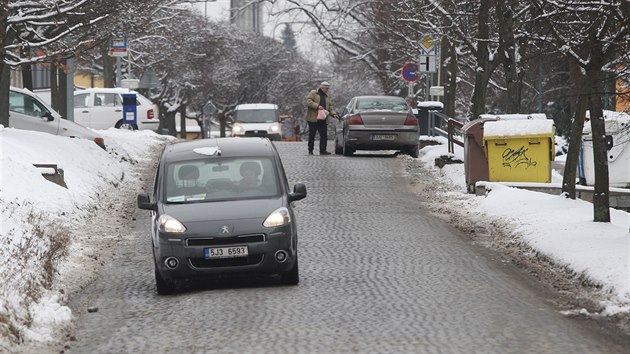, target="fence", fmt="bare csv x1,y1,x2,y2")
428,111,466,153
